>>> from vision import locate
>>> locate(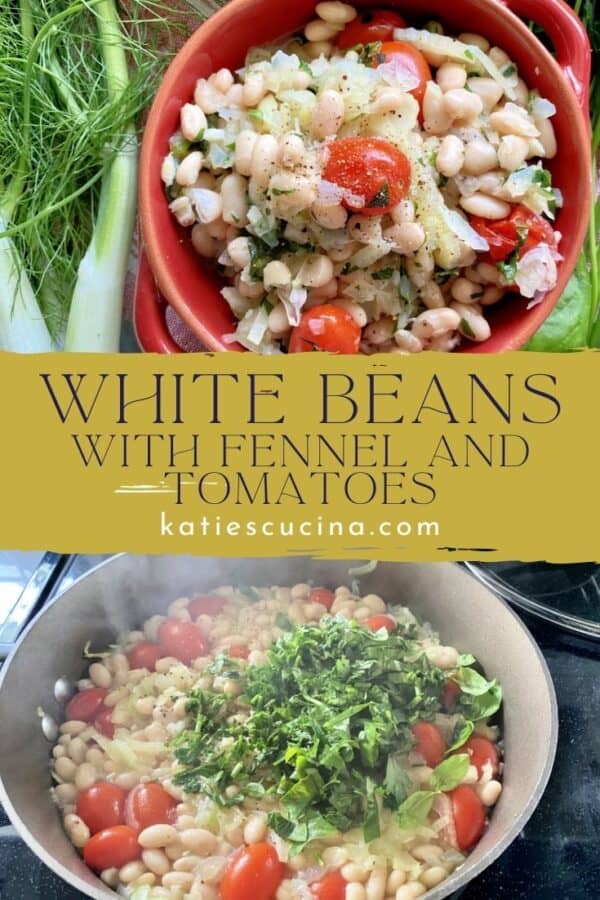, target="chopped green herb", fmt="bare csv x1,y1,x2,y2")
272,188,296,196
373,267,396,281
368,181,391,209
502,64,517,77
397,790,437,829
356,42,383,66
434,268,459,285
464,48,475,60
248,109,265,123
274,612,294,631
460,317,476,339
